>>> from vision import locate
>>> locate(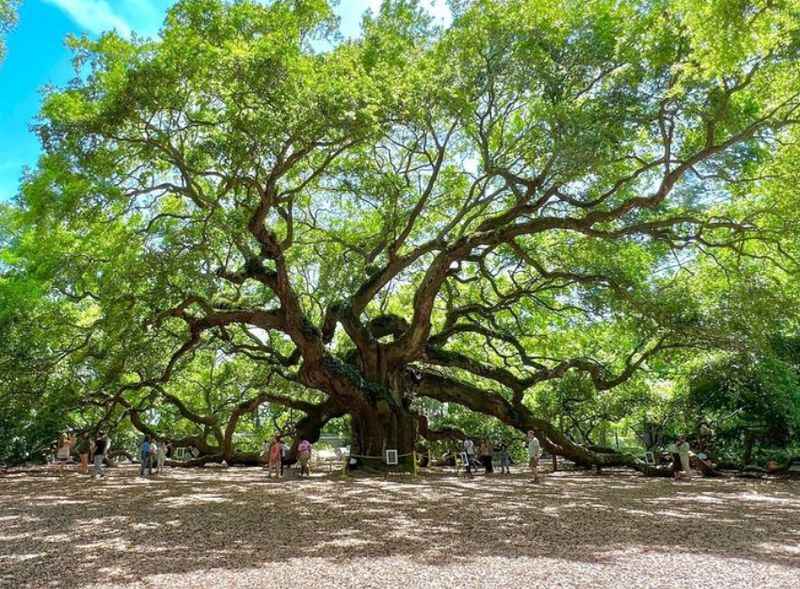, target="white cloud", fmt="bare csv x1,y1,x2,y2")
44,0,133,37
